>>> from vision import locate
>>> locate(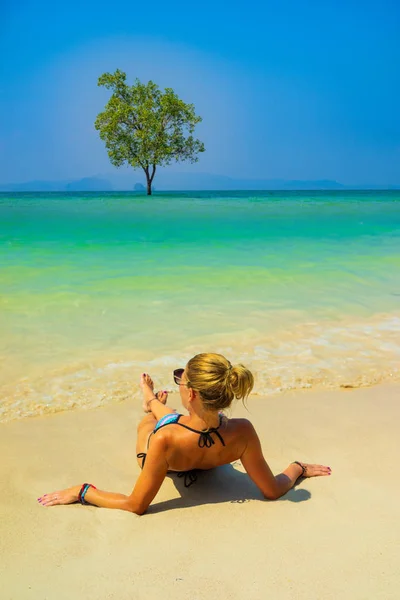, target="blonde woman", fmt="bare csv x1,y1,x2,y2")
38,353,331,513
